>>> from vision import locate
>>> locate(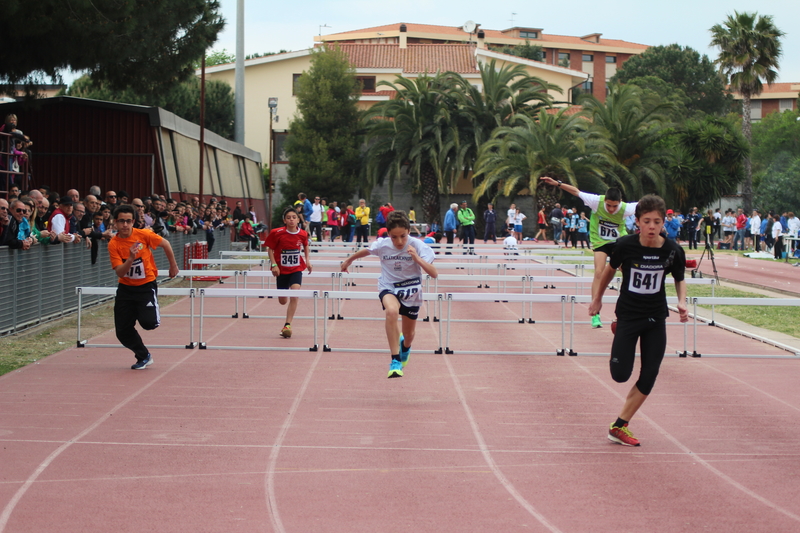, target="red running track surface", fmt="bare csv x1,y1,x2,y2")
0,269,799,533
